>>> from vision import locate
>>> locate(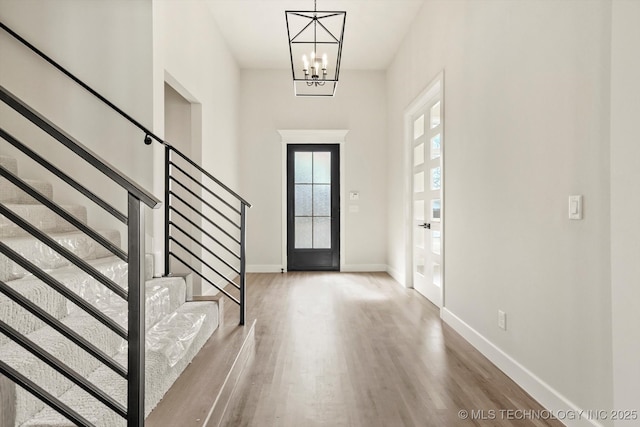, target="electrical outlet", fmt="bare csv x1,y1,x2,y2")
498,310,507,331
